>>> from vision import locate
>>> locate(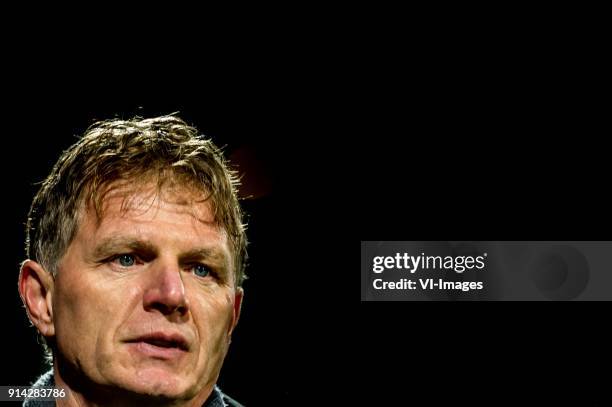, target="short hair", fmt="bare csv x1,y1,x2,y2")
25,114,248,285
25,115,248,362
